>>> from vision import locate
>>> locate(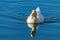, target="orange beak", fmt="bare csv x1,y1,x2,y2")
31,12,36,19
